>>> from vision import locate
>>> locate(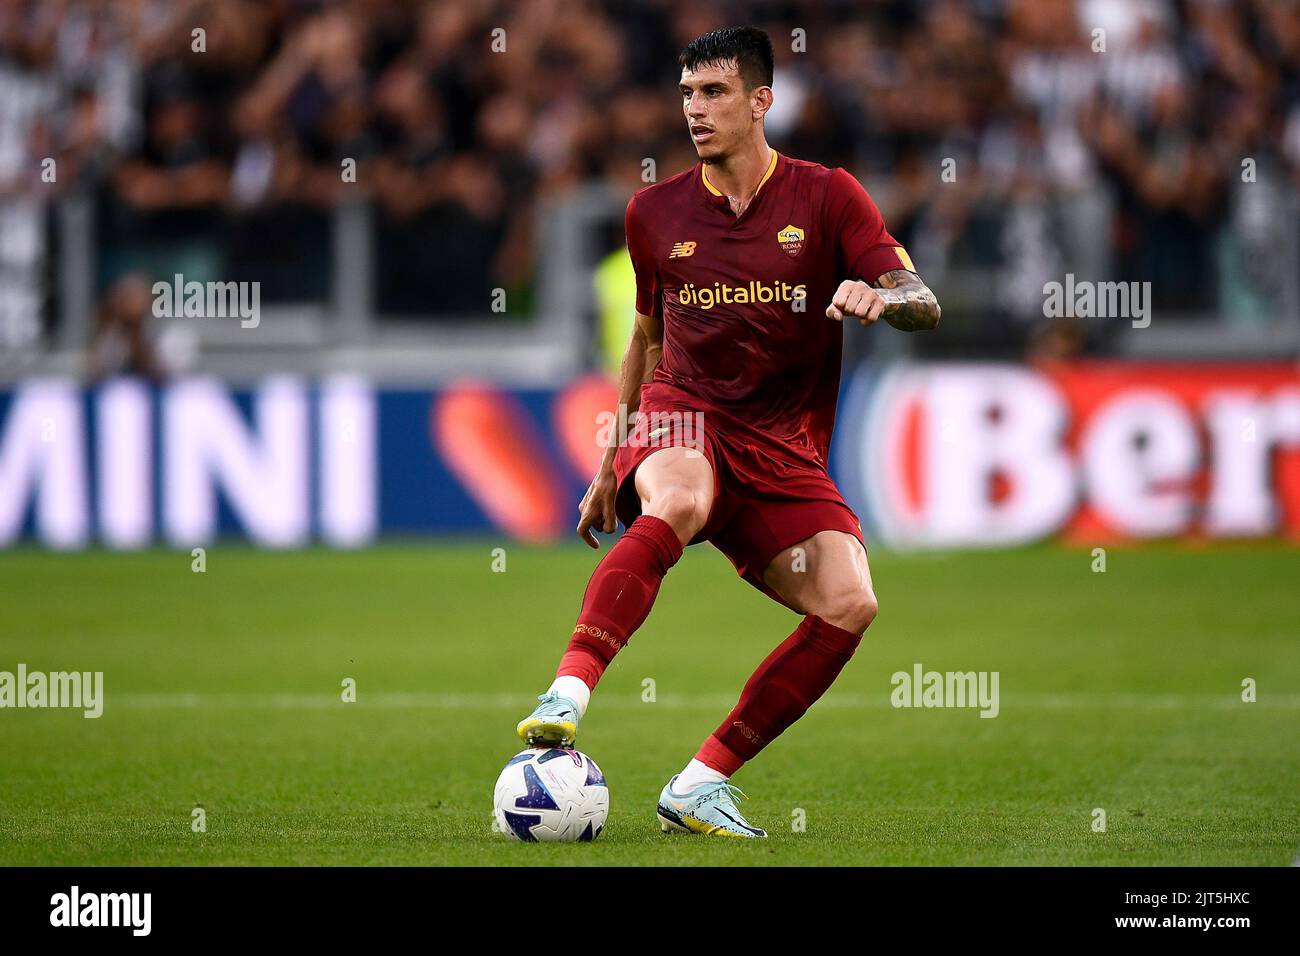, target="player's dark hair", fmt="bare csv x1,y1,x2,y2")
678,27,774,91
